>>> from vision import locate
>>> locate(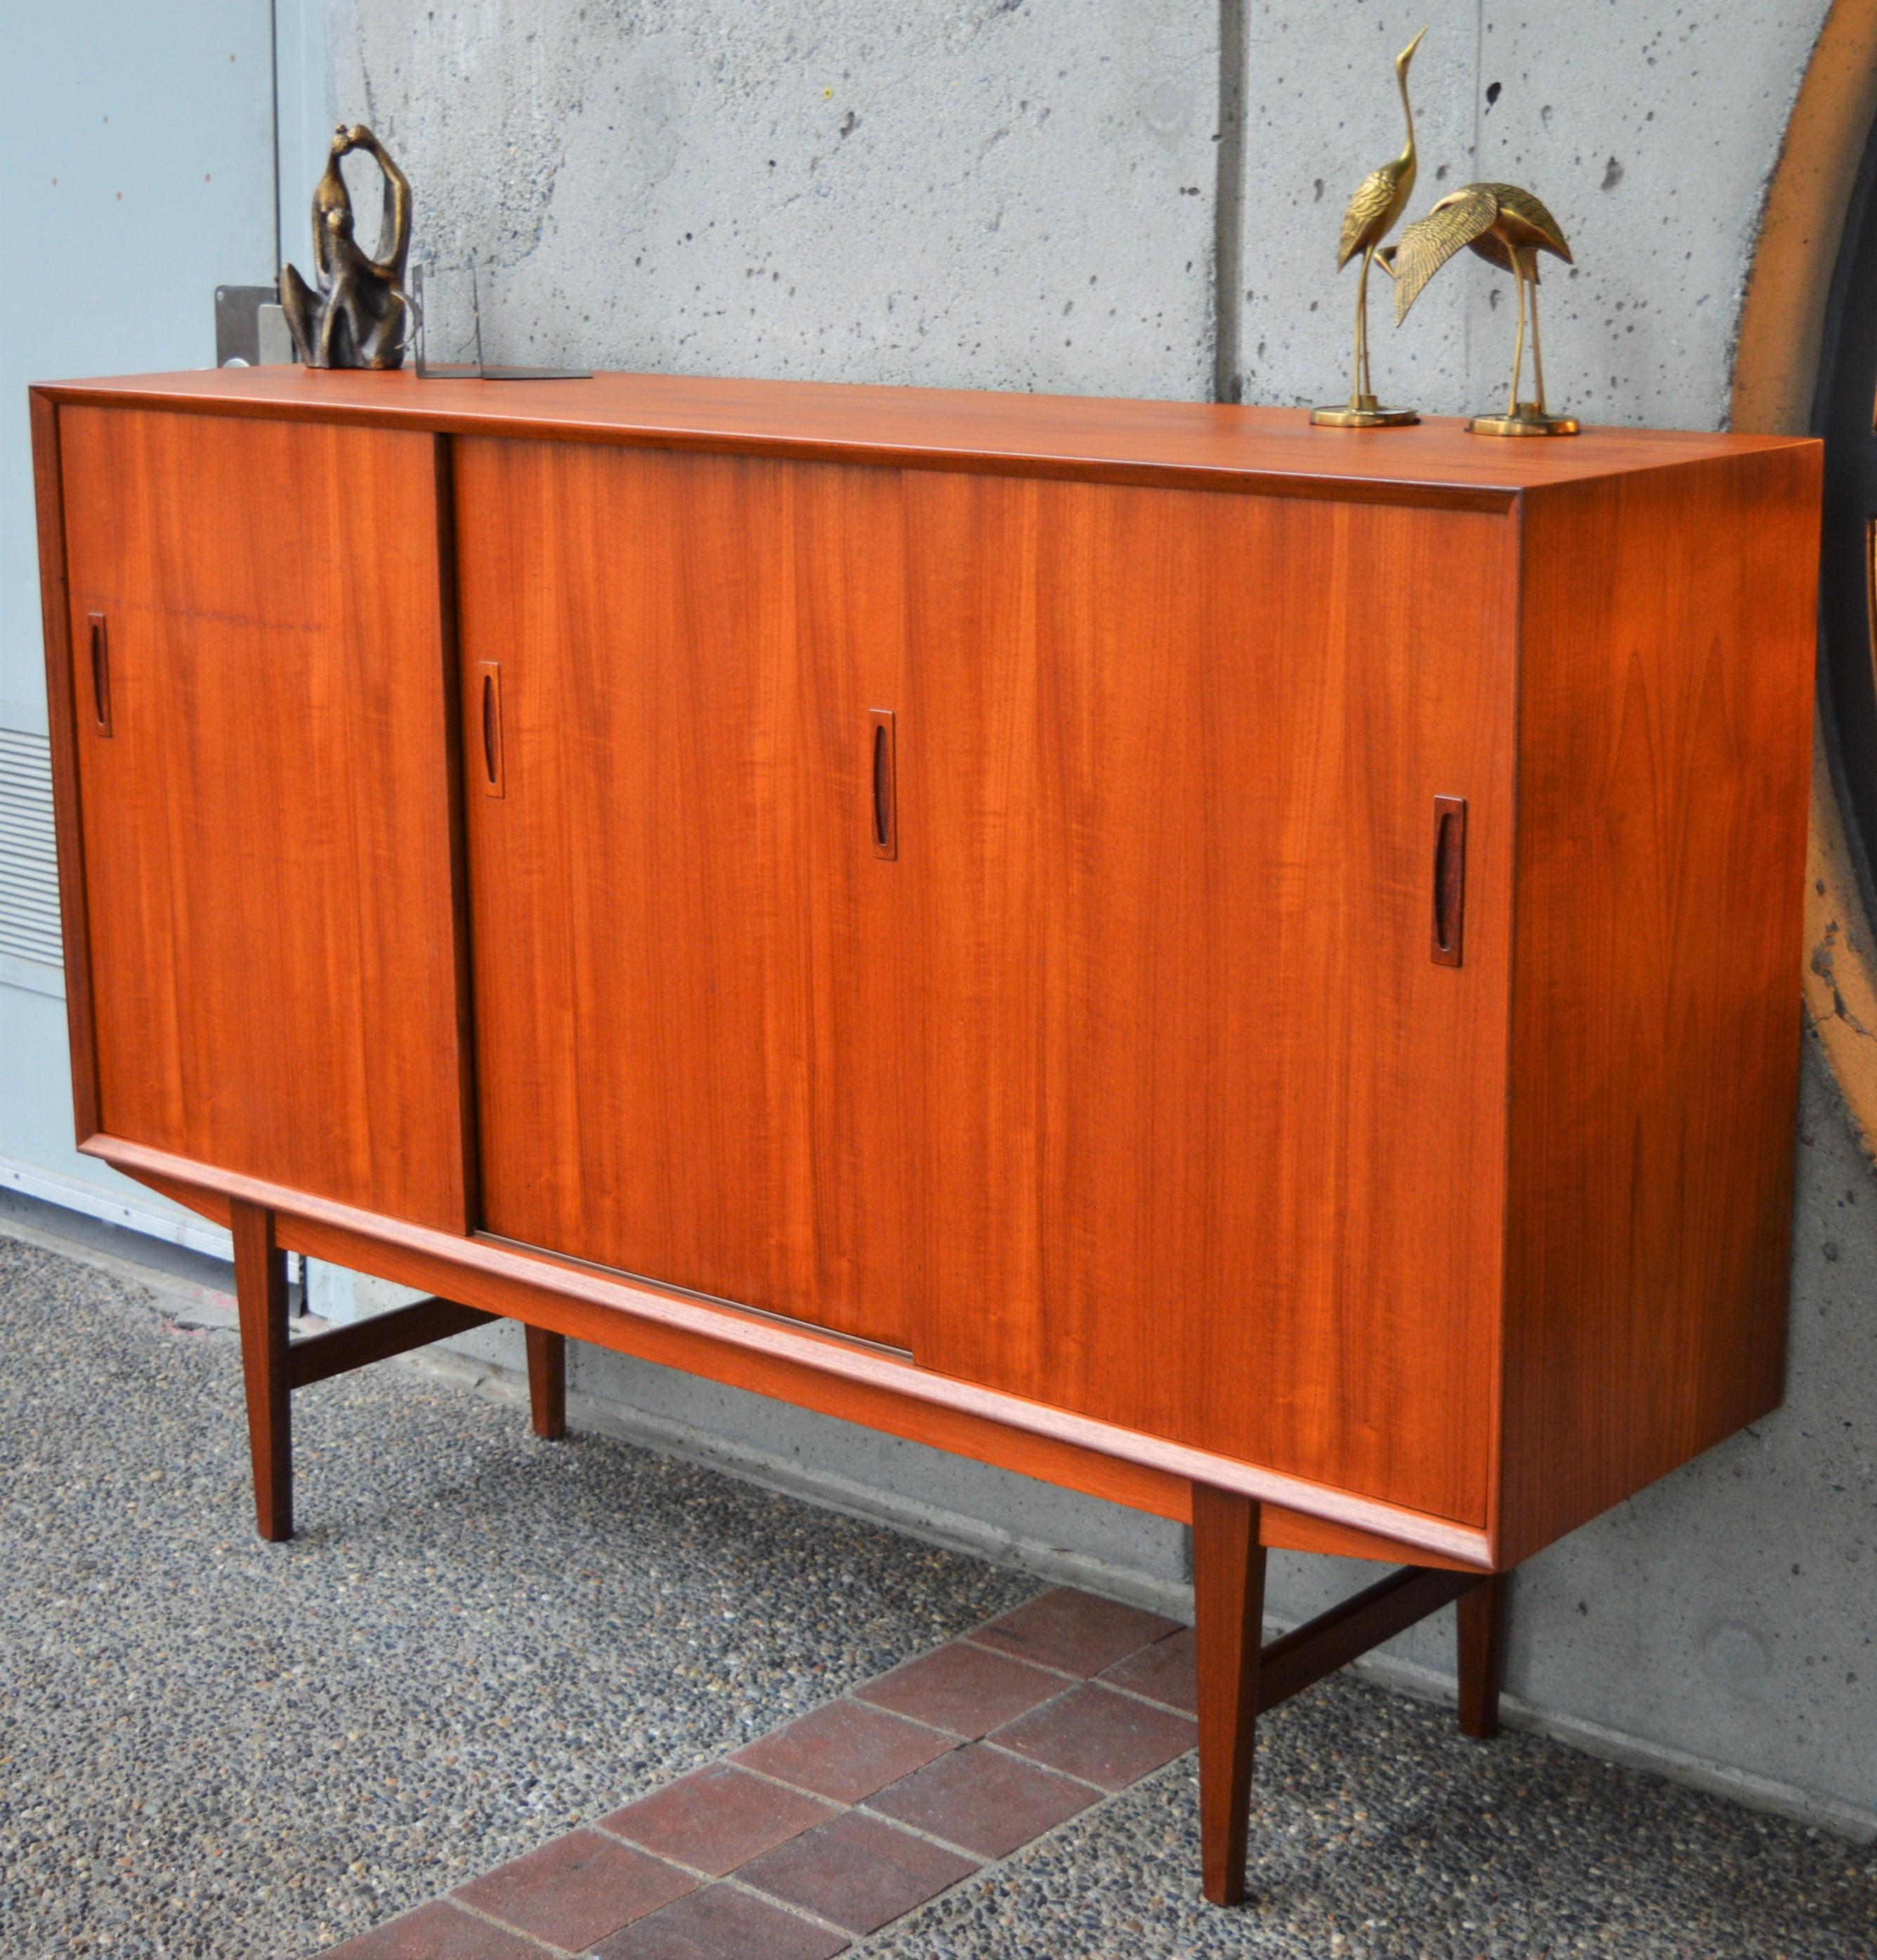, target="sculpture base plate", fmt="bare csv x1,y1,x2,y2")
1311,402,1420,429
1467,406,1580,438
